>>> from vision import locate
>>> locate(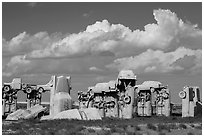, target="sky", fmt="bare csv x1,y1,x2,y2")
2,2,202,103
